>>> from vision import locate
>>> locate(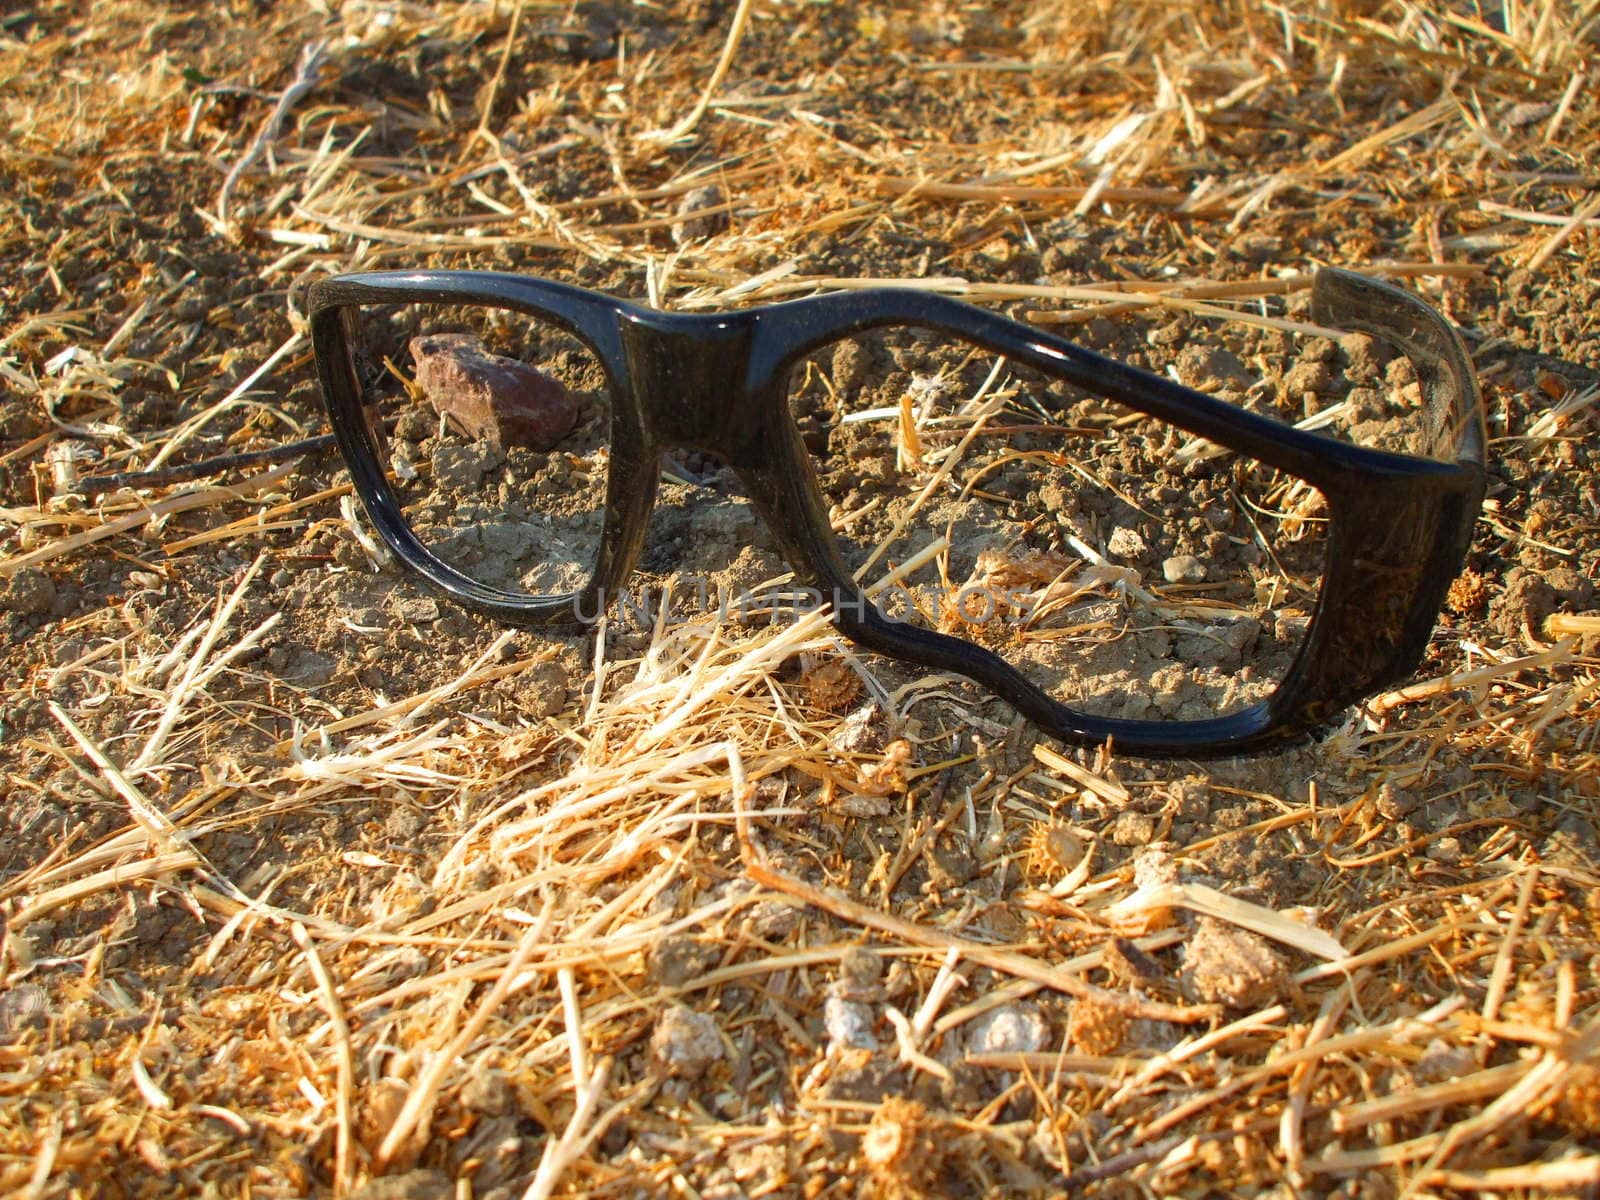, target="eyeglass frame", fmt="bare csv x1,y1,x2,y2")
307,267,1486,758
